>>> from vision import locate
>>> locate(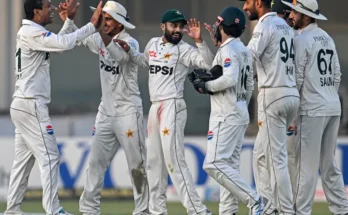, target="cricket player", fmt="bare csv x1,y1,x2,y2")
240,0,300,214
57,1,149,214
188,6,271,215
5,0,103,215
116,9,214,215
282,0,348,214
273,0,299,200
